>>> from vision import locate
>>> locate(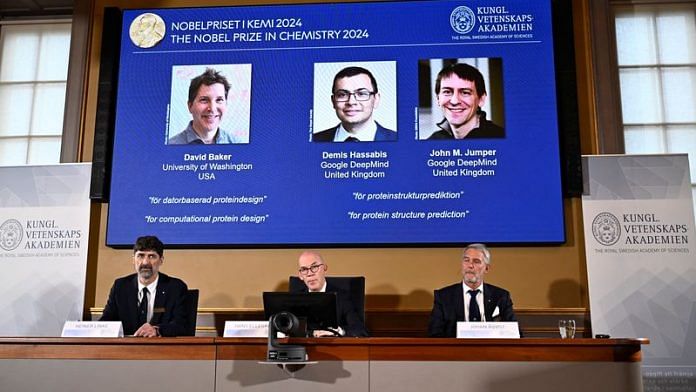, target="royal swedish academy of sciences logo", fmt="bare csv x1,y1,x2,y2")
450,6,476,34
0,219,23,251
591,212,621,246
